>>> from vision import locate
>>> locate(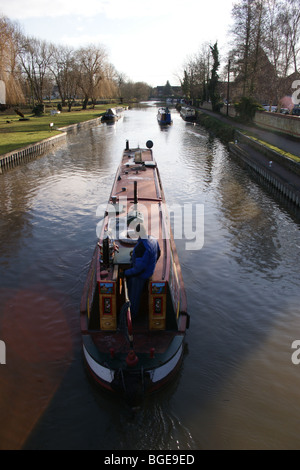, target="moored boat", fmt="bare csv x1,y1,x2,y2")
157,107,172,125
101,107,124,123
80,140,189,402
180,106,196,122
